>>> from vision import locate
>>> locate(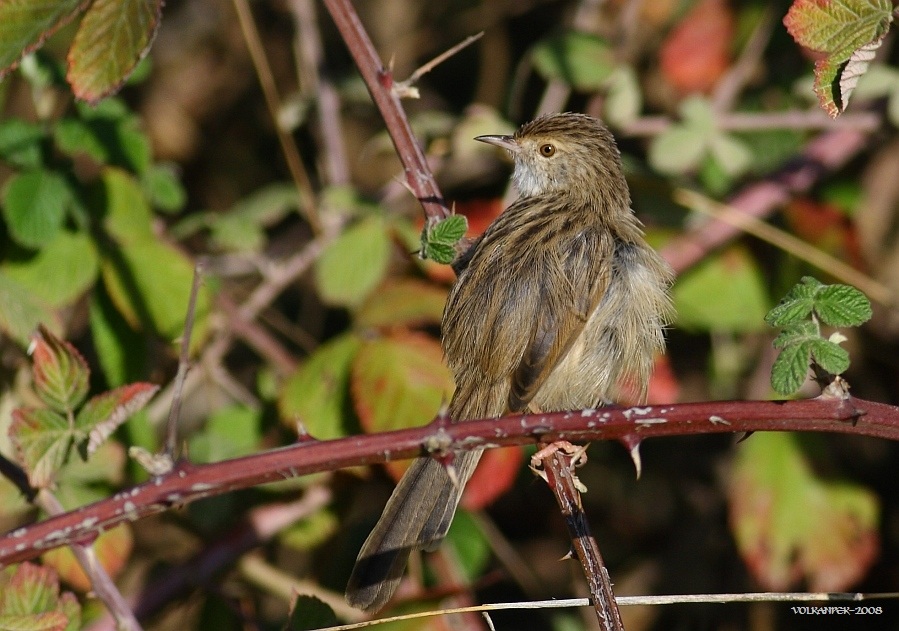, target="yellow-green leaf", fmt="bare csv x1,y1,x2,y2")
3,231,99,307
0,0,89,78
730,433,879,591
314,216,392,307
674,245,770,332
67,0,163,103
100,239,210,343
279,334,362,440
